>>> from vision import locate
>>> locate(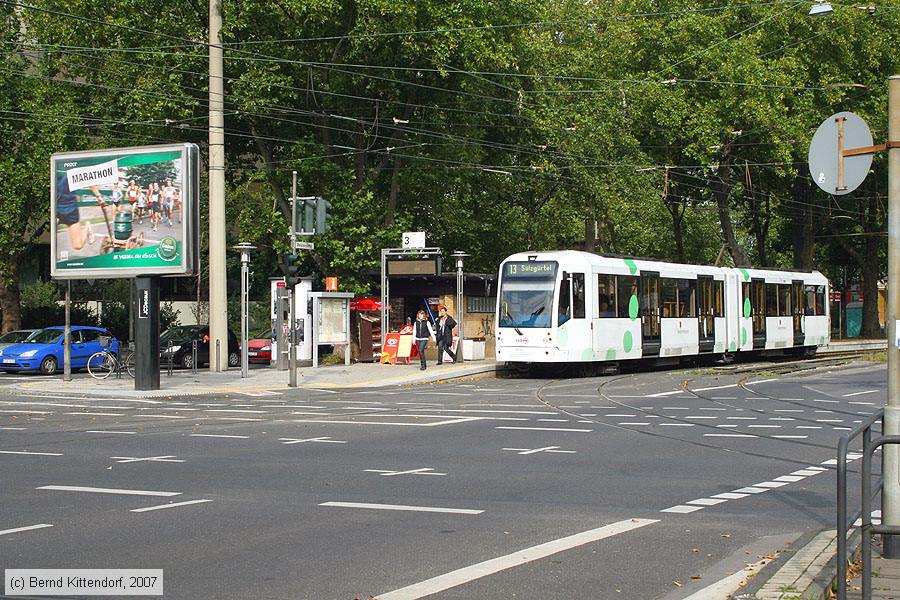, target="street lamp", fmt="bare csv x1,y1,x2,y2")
232,243,257,378
808,0,833,16
450,251,469,363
